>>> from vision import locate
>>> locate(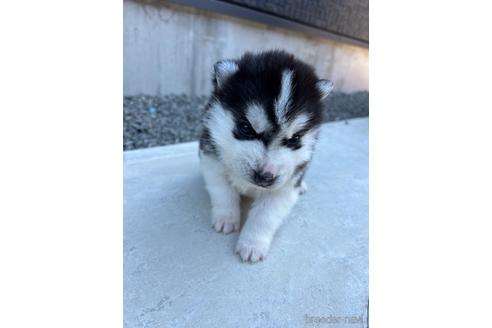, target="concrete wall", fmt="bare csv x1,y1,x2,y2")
123,0,369,96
